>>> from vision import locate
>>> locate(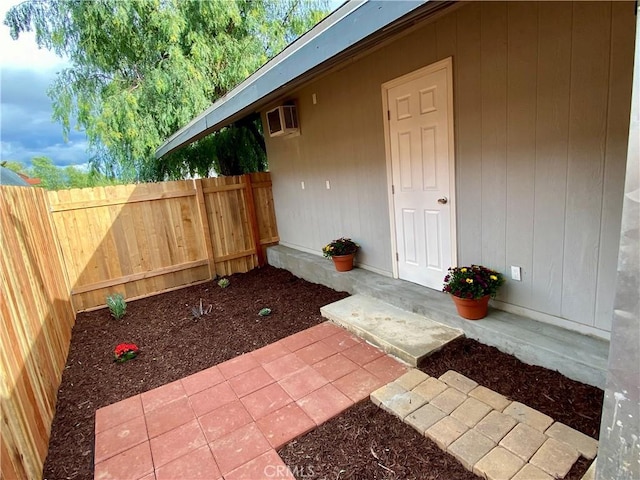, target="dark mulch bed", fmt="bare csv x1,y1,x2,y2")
279,339,602,480
43,266,347,479
44,265,603,480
